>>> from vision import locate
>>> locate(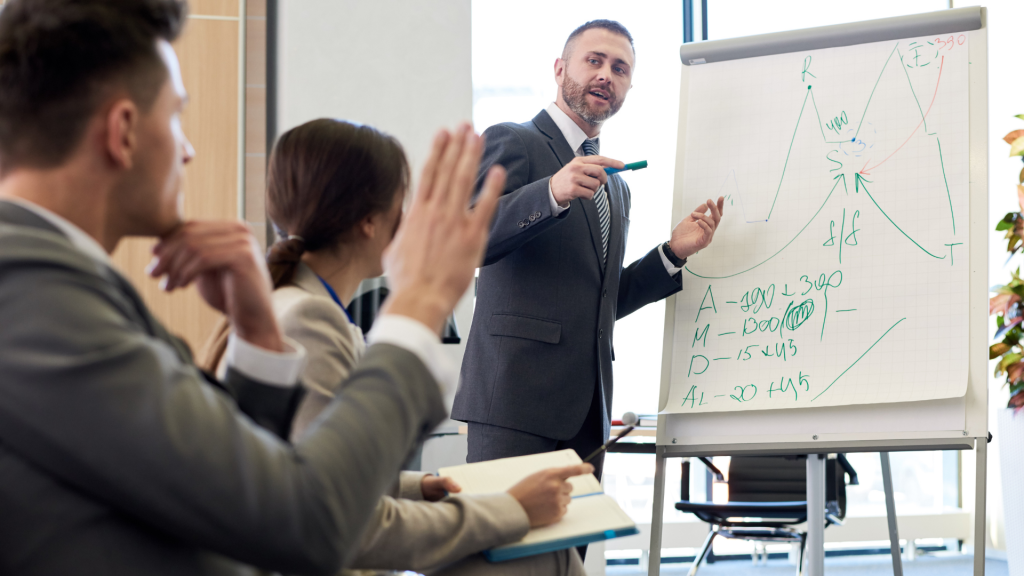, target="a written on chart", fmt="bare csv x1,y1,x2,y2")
664,32,971,413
